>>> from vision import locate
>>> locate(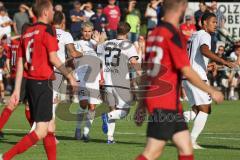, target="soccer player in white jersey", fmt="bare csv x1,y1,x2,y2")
73,21,106,142
97,22,141,144
183,12,236,149
52,11,83,132
30,11,83,138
